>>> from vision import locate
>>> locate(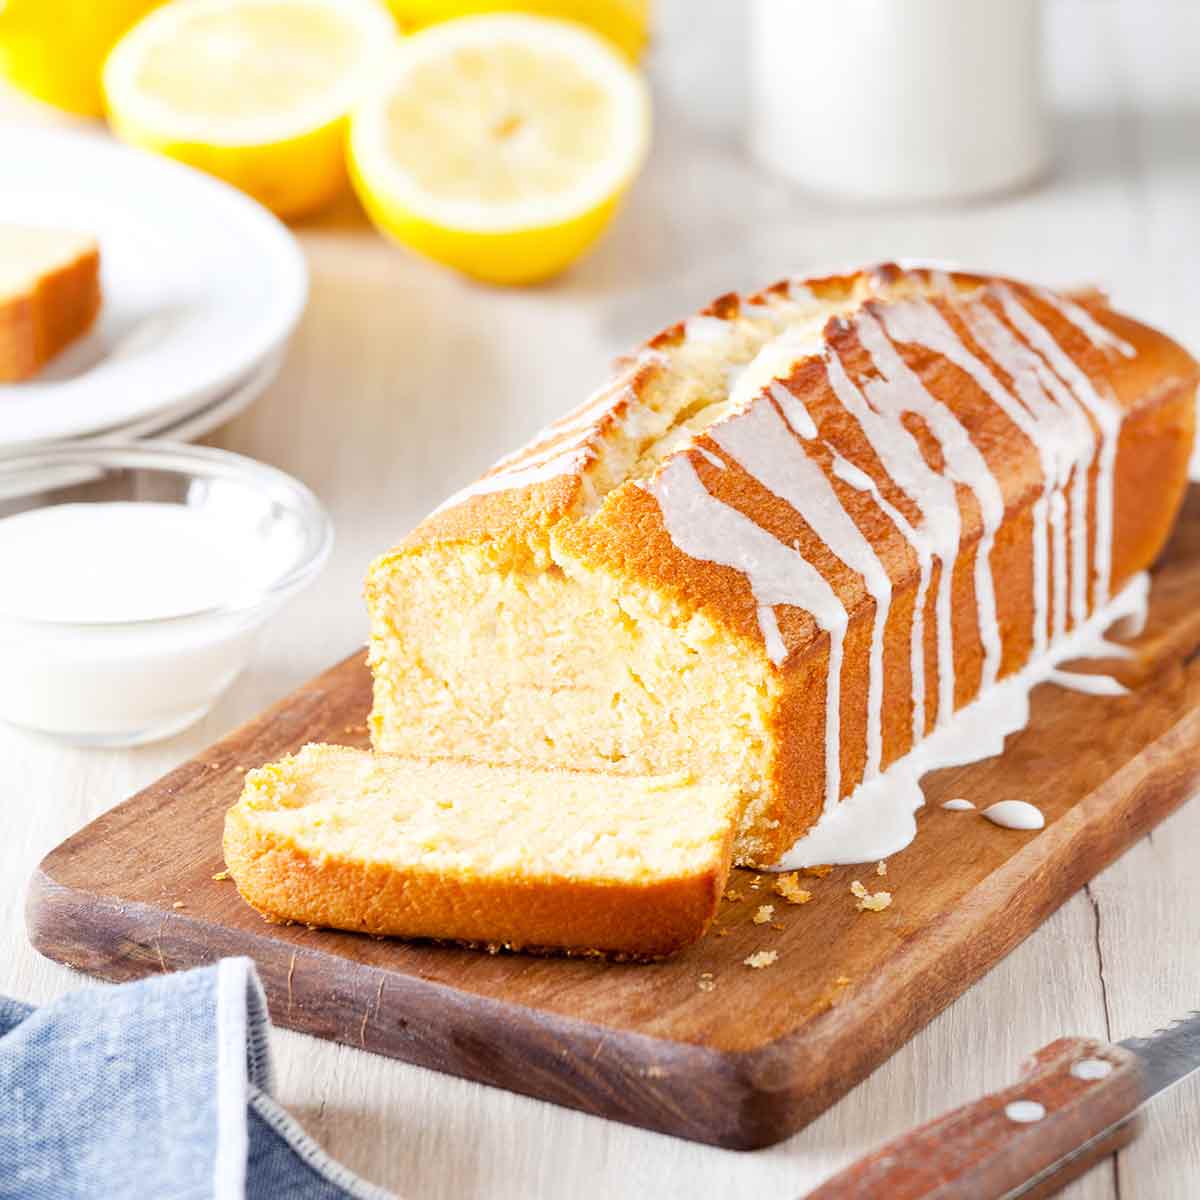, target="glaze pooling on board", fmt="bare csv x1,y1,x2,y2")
981,800,1046,831
774,574,1148,866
